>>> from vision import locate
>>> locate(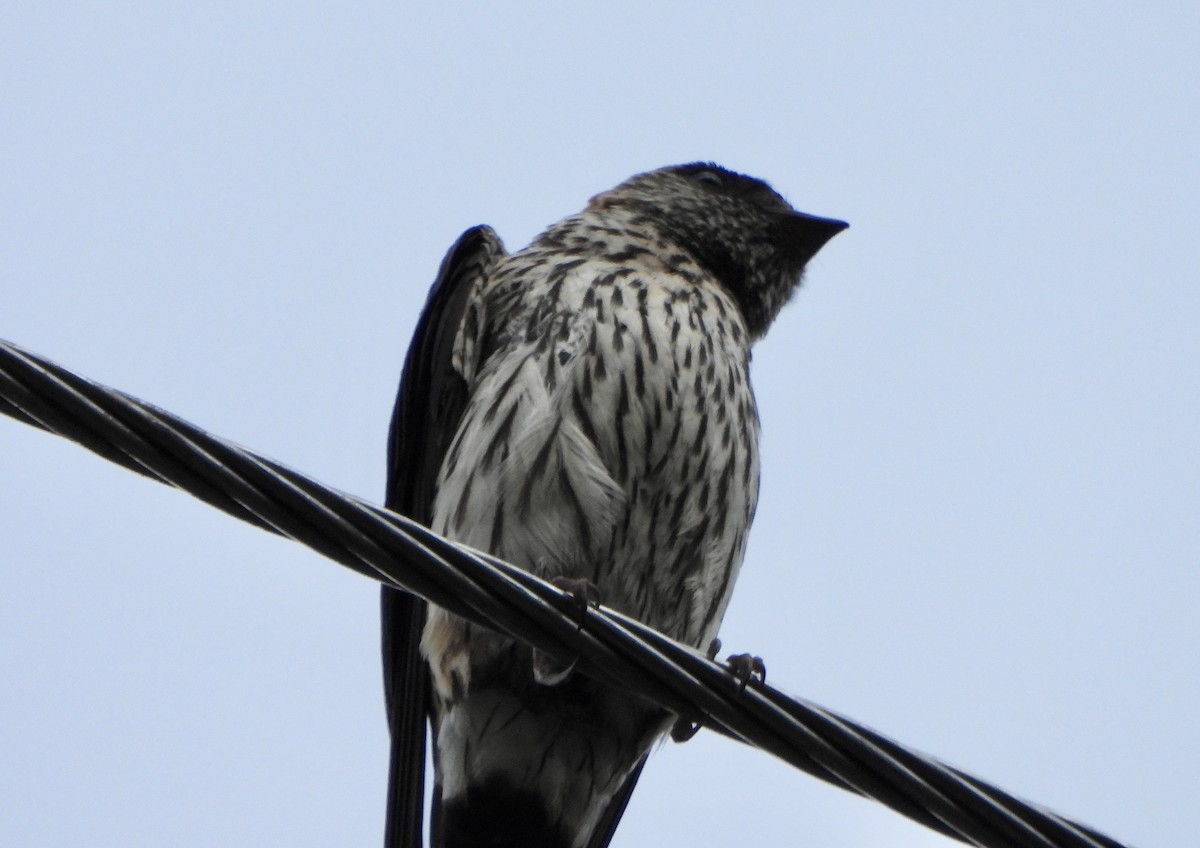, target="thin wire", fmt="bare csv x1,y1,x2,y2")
0,337,1127,848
